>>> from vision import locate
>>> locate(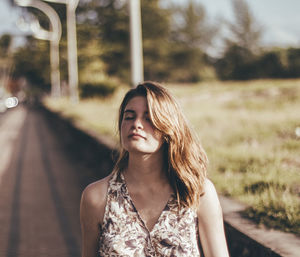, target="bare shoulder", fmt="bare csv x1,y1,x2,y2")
82,174,111,203
197,178,223,220
202,179,218,198
80,174,112,224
